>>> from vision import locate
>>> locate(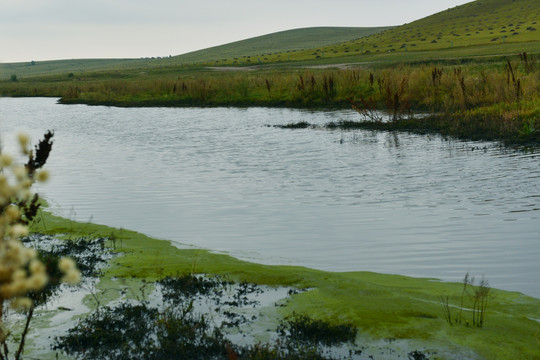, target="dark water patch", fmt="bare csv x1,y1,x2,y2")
22,234,114,278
